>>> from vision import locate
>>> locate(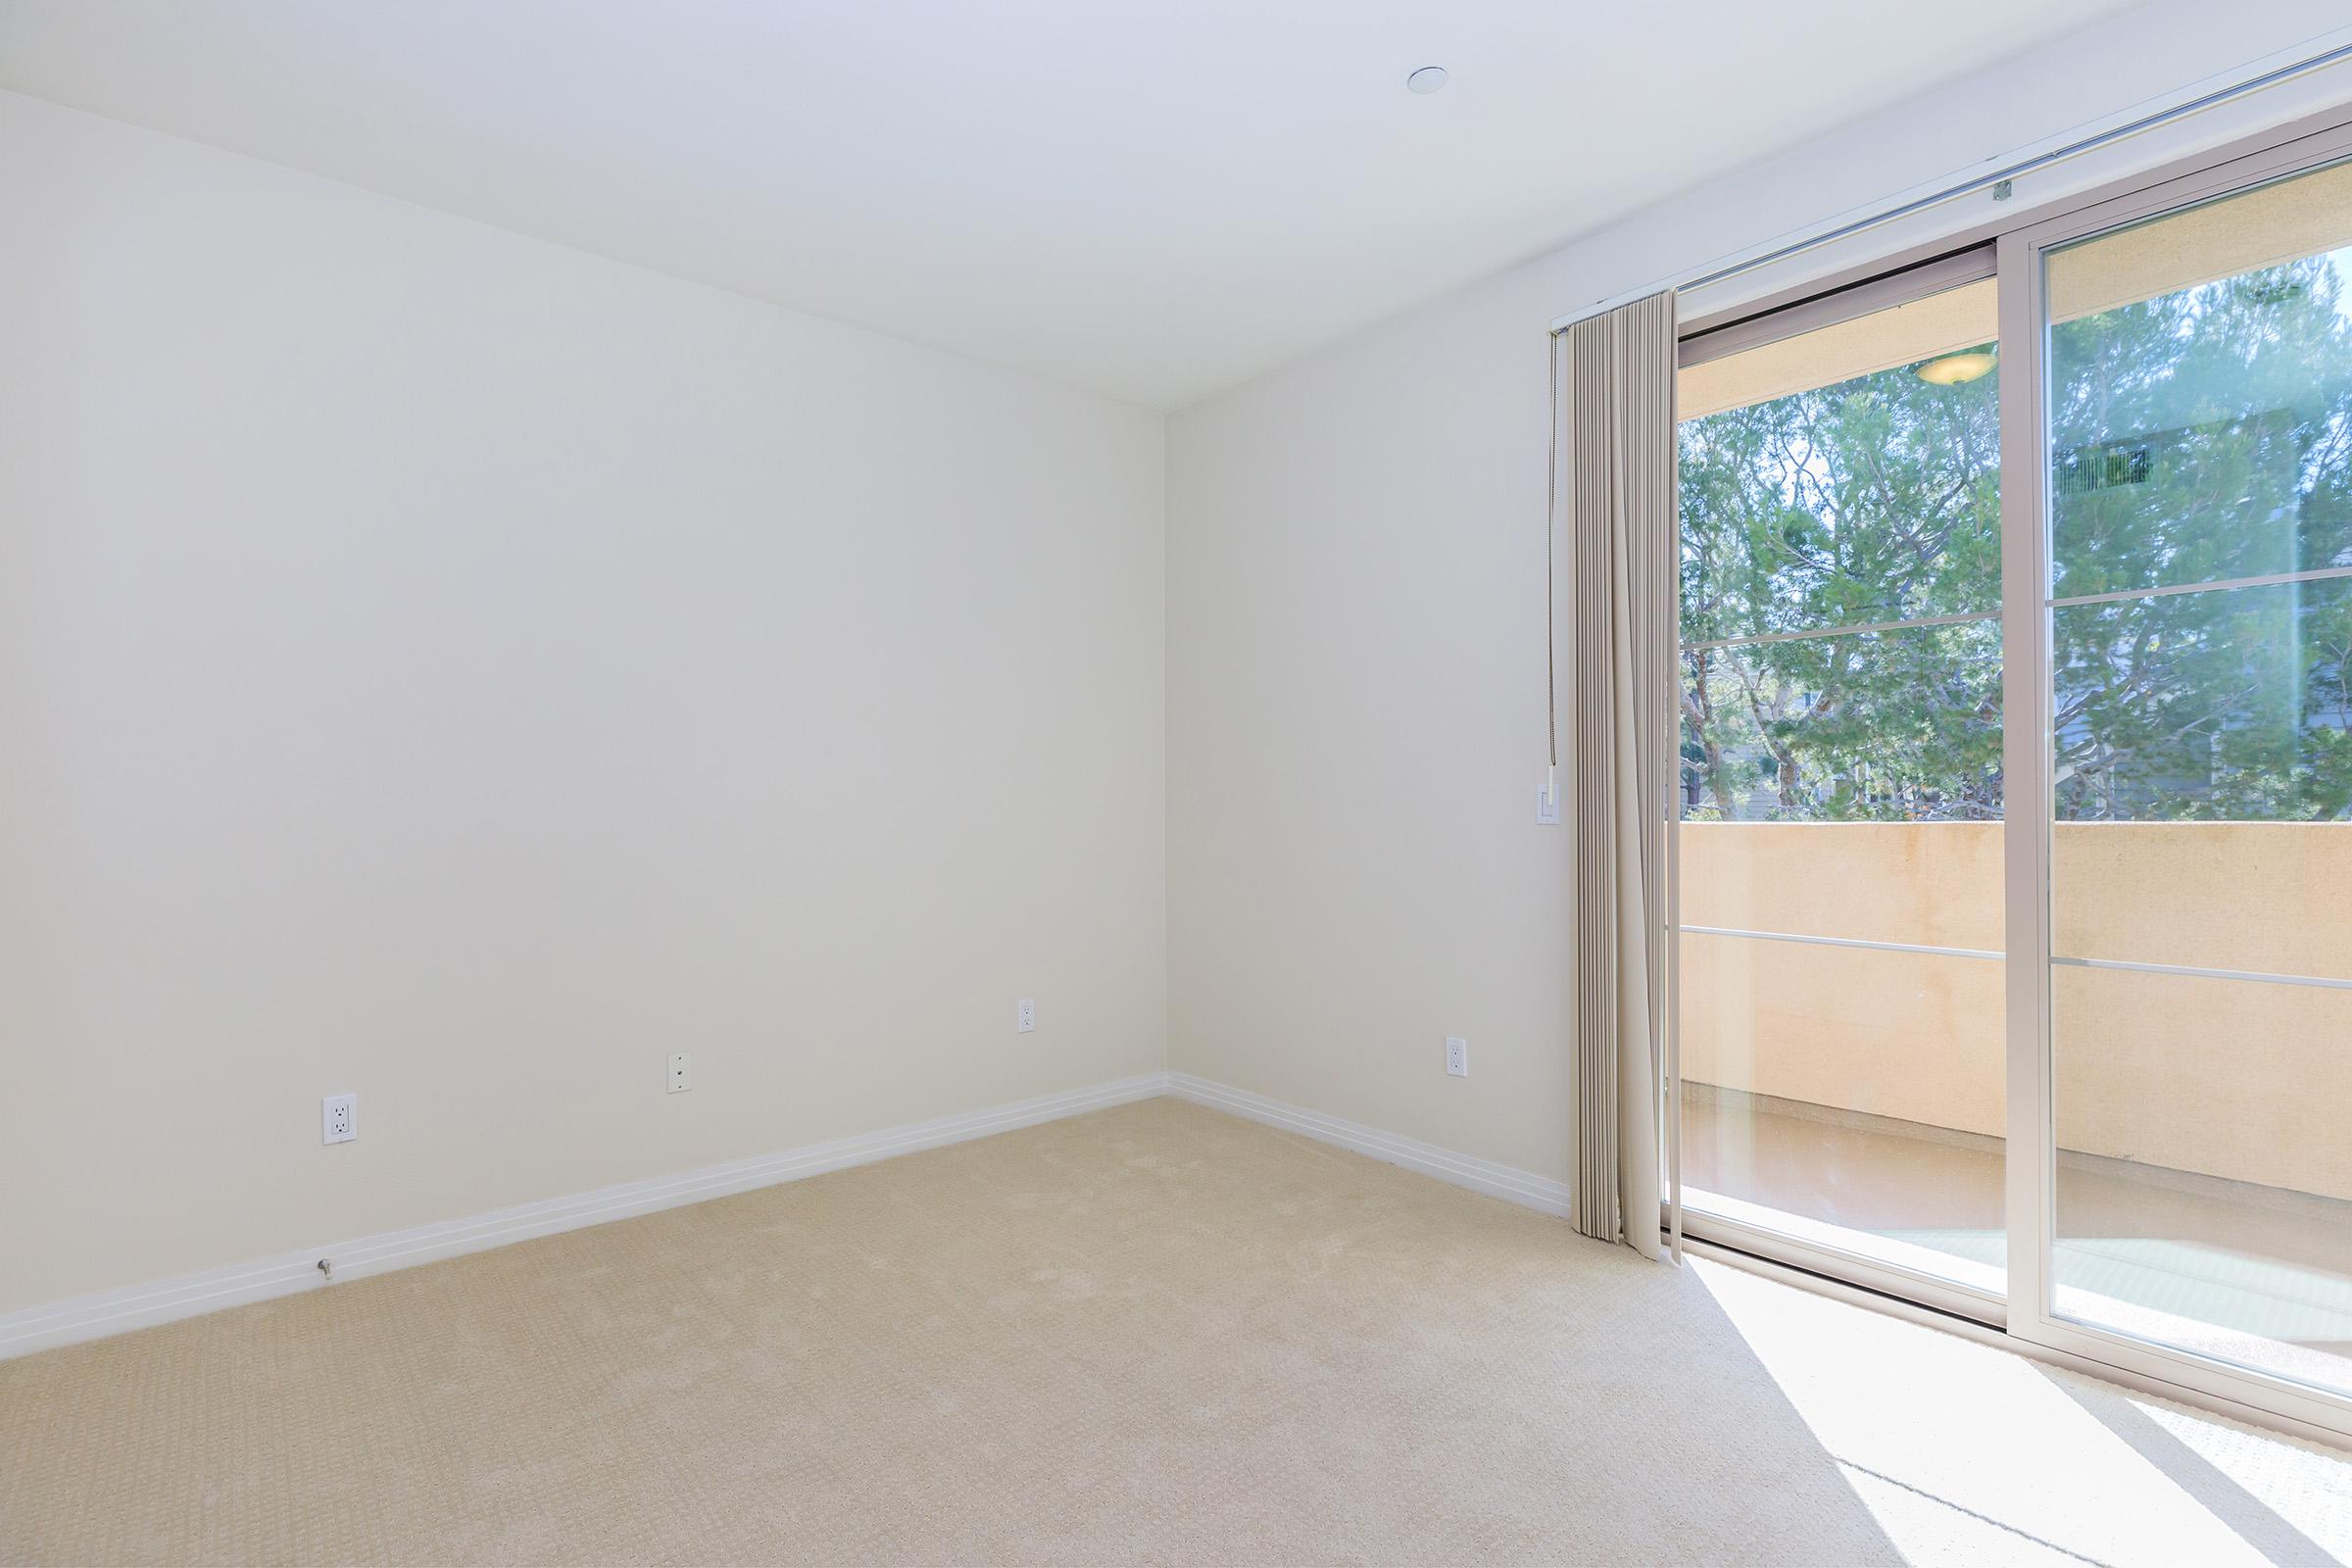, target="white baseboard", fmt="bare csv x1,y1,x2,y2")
0,1070,1172,1361
1167,1072,1574,1217
3,1069,1567,1362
